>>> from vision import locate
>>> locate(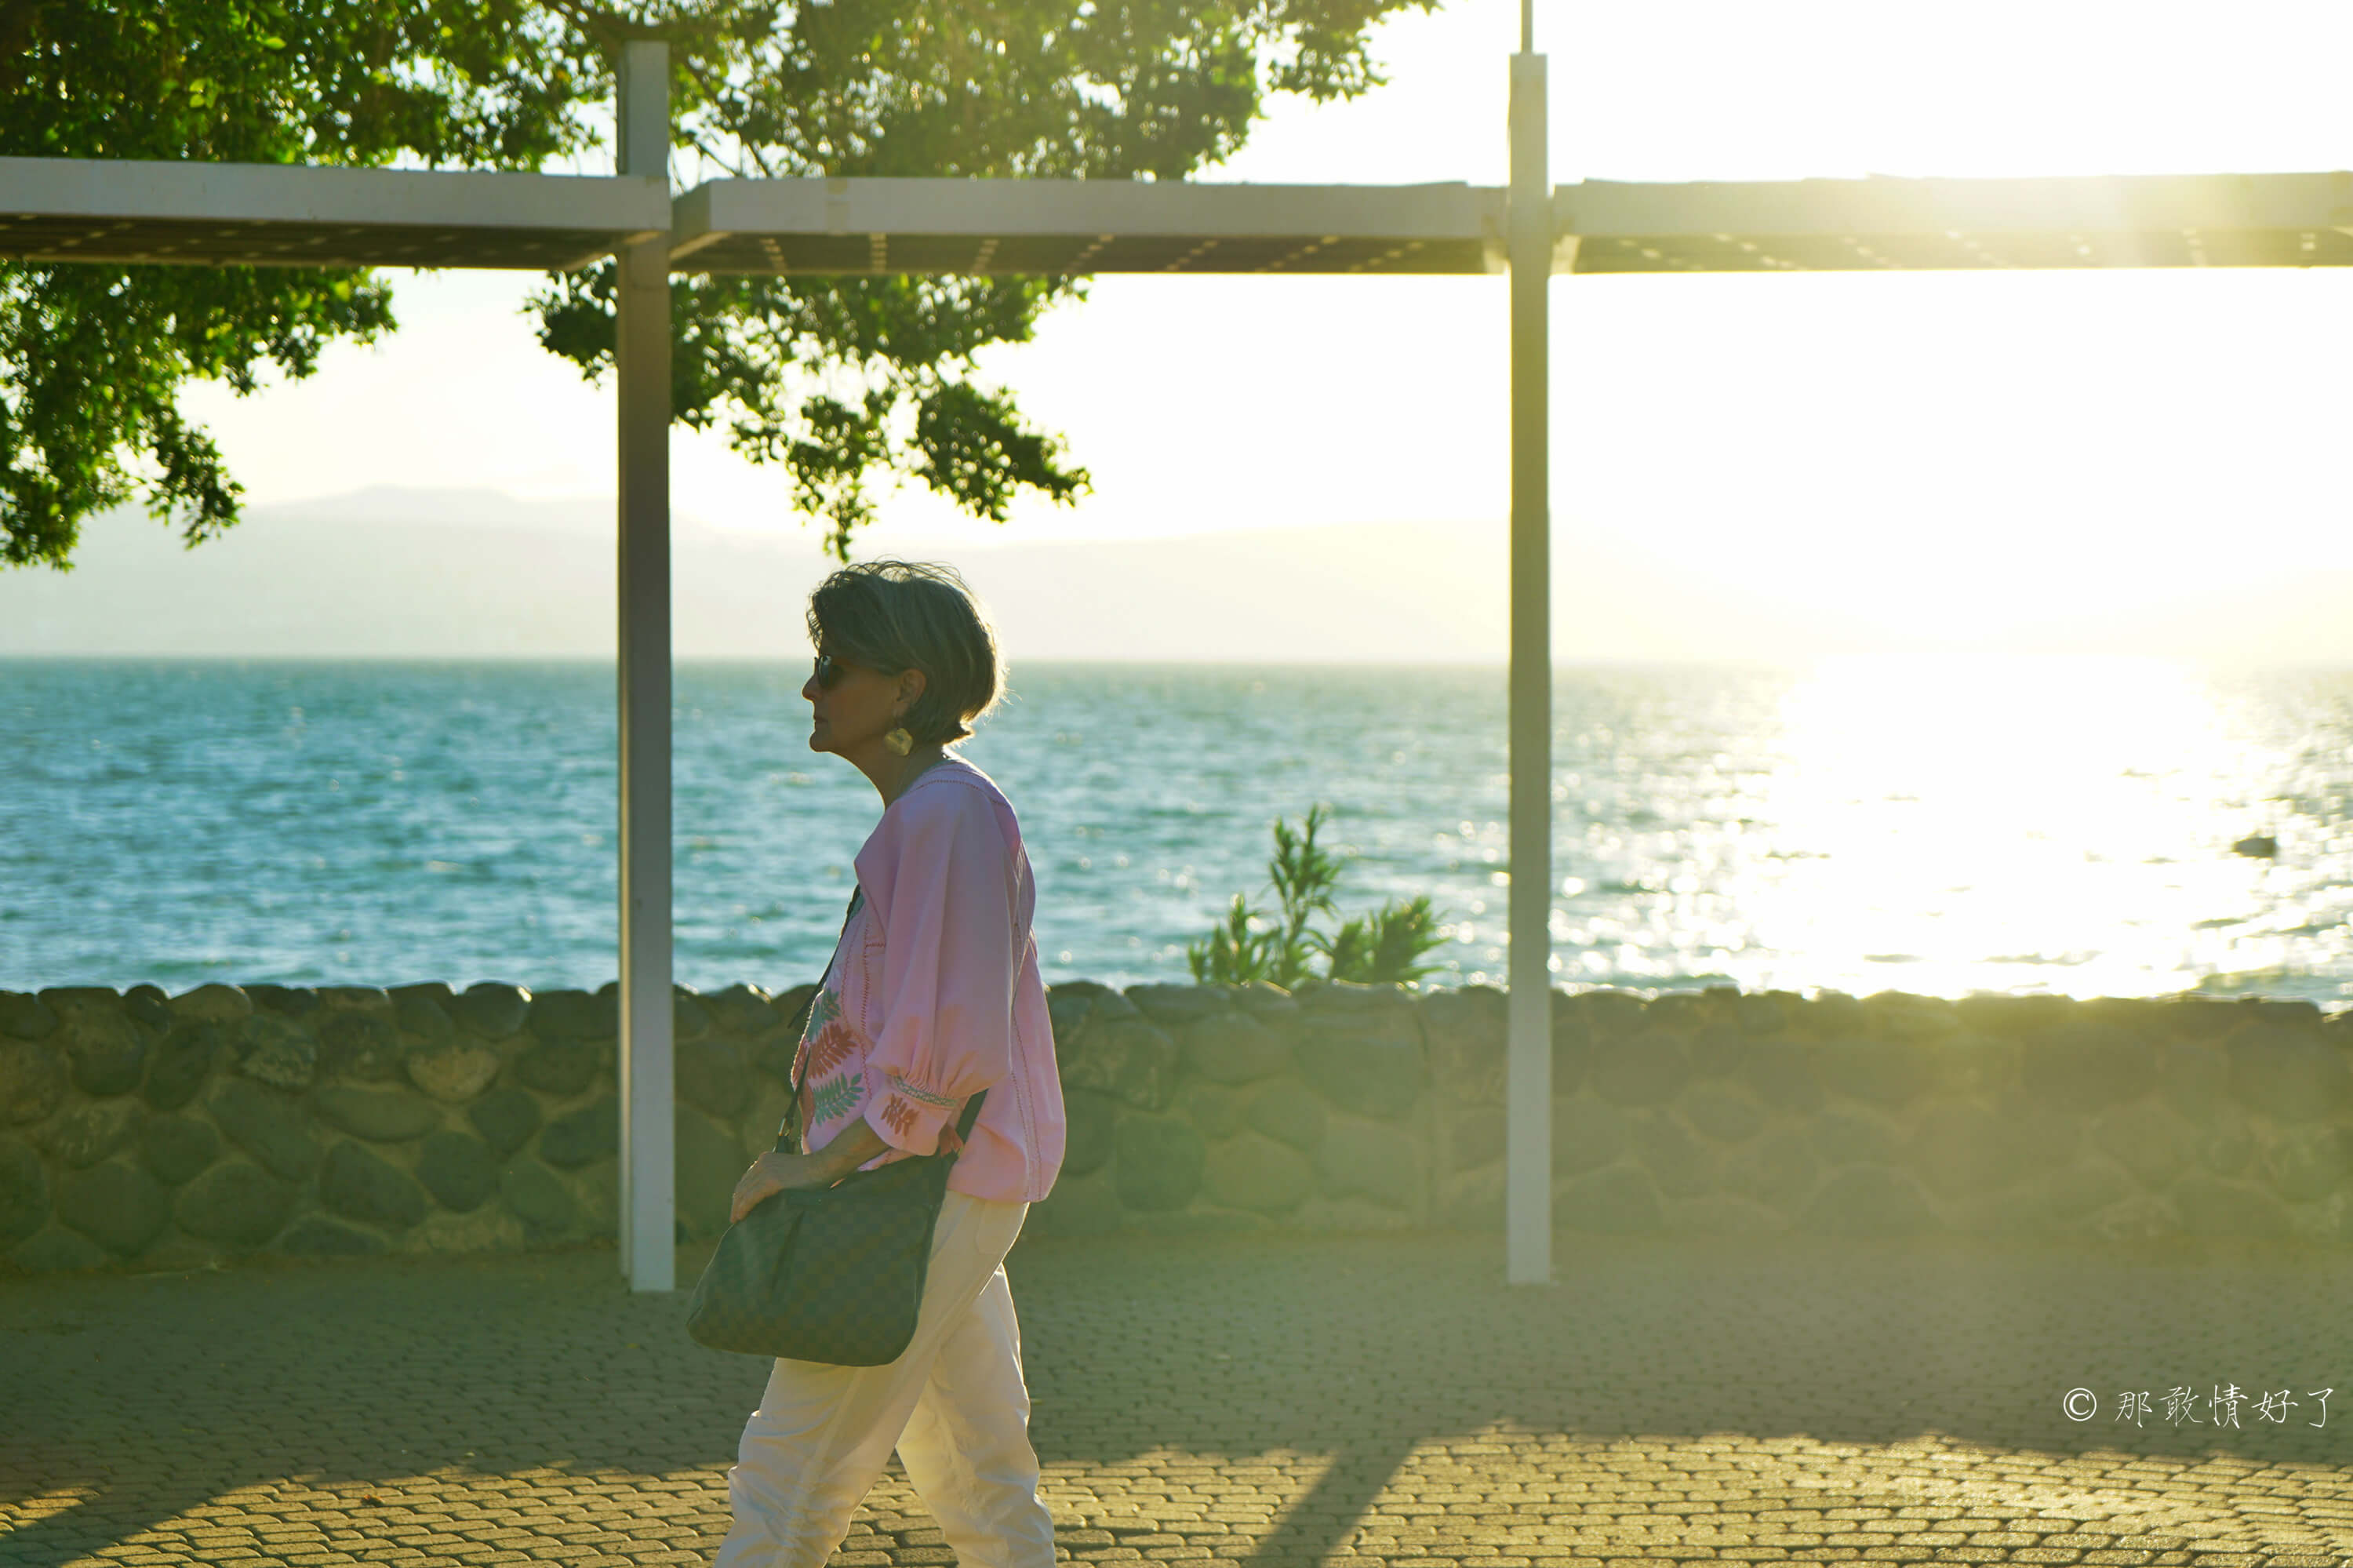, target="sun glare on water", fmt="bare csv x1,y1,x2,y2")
1738,651,2313,1002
